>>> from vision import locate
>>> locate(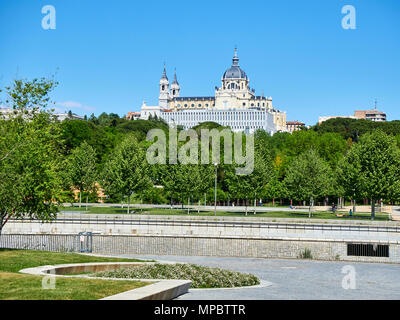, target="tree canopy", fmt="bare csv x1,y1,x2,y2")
0,78,62,234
